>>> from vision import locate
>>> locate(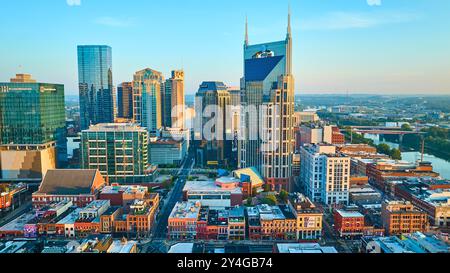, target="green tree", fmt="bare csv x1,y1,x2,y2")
401,124,413,131
377,143,392,156
279,190,289,203
263,184,271,192
261,194,277,206
391,148,402,160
